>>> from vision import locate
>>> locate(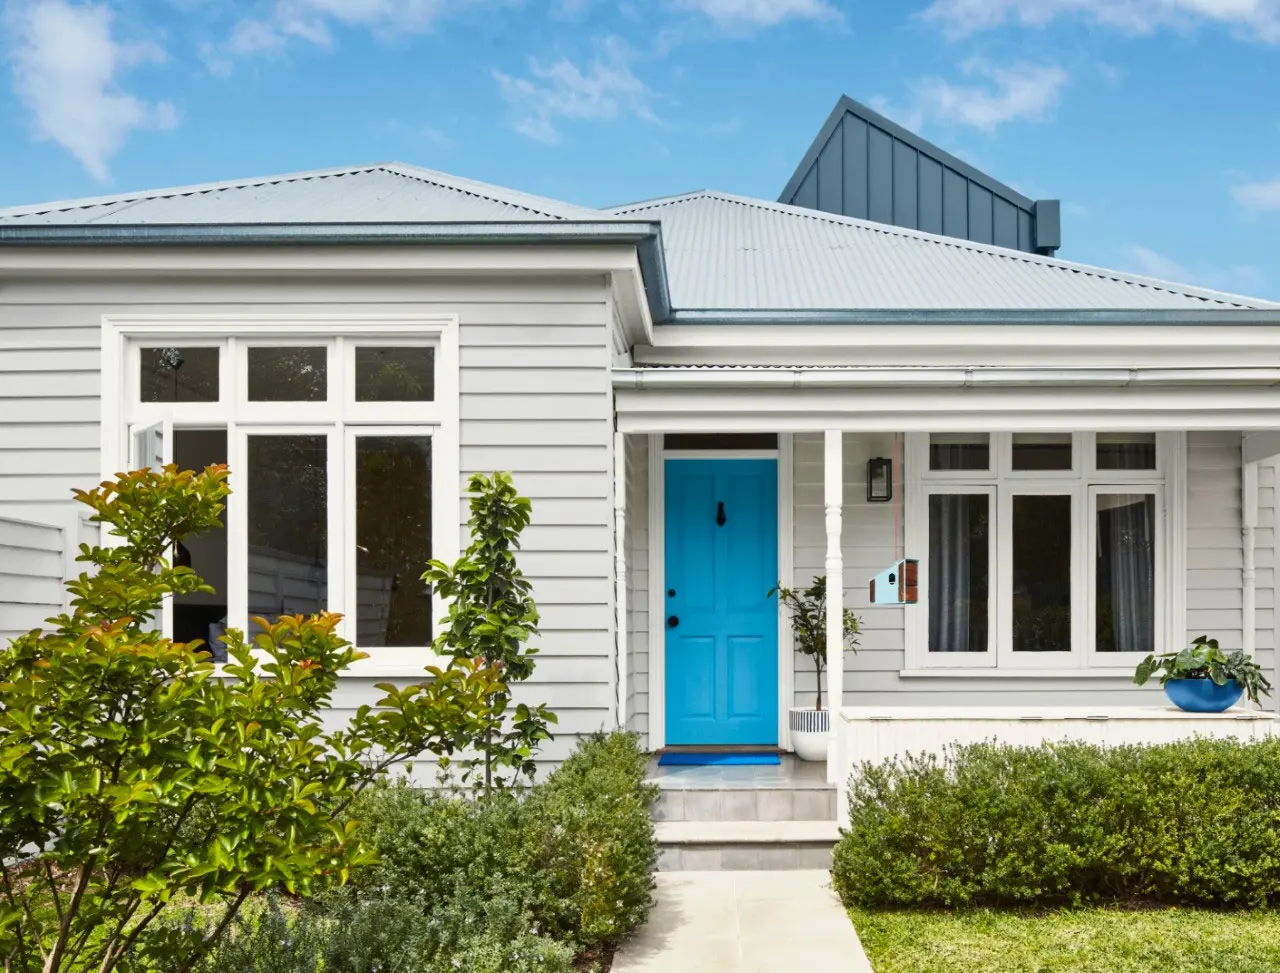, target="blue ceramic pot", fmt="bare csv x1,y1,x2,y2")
1164,677,1243,713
